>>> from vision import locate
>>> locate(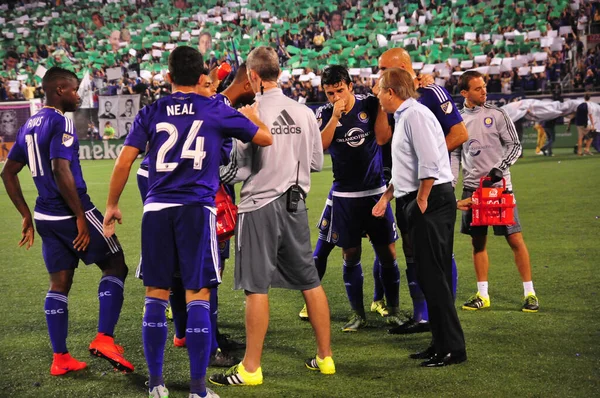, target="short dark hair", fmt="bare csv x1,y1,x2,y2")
6,50,18,60
585,93,591,101
126,99,133,104
458,70,483,92
105,100,112,106
168,46,207,86
42,66,78,91
321,65,352,87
